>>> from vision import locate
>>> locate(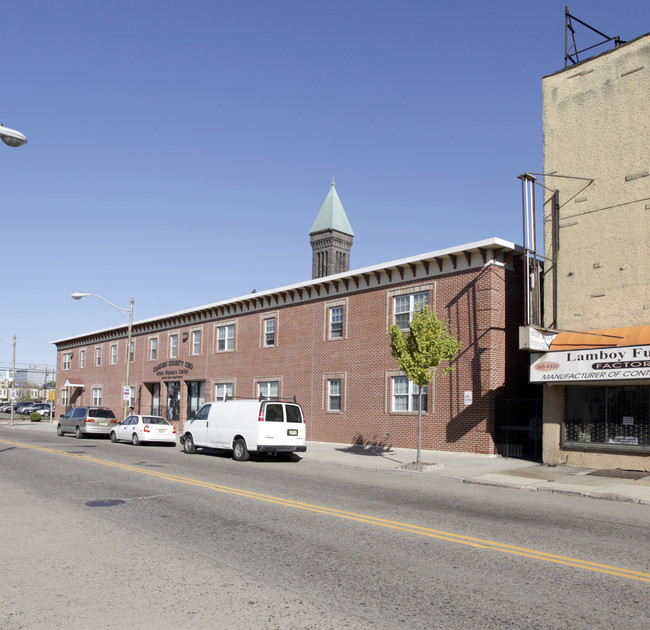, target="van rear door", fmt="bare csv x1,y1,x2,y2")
284,403,306,448
259,402,305,450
